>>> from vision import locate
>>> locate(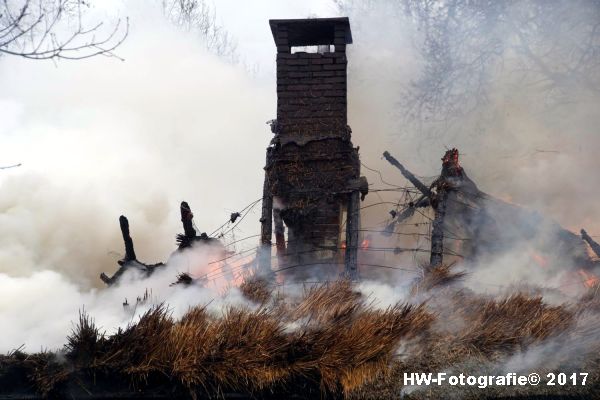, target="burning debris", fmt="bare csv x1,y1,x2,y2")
411,262,467,294
177,201,216,249
171,272,194,286
3,275,600,399
101,201,226,287
100,215,165,285
383,149,600,284
0,281,435,399
582,229,600,259
239,276,272,303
